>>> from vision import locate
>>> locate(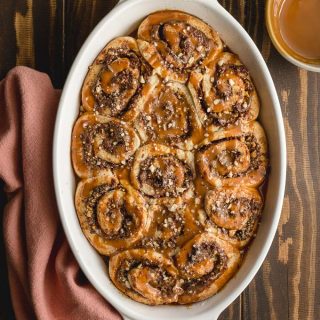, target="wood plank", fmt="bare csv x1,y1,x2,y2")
0,0,64,87
64,0,118,78
222,1,320,319
0,2,32,319
0,1,64,319
0,1,19,80
14,0,35,68
219,297,241,320
31,0,64,87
